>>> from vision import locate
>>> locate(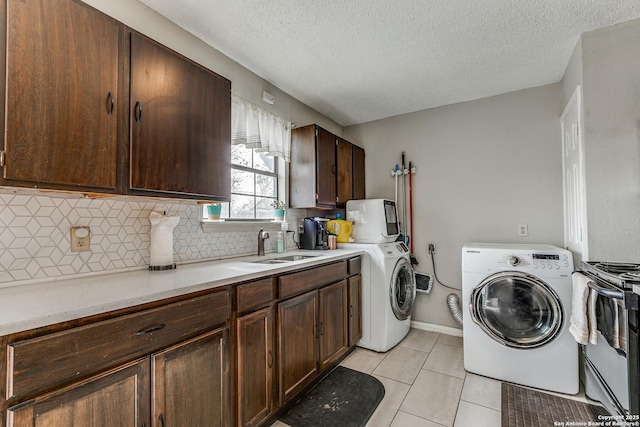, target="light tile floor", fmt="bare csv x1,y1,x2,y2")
272,329,497,427
273,328,592,427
